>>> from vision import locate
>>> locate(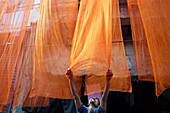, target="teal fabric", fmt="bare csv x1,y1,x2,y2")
37,99,77,113
78,105,105,113
12,105,25,113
